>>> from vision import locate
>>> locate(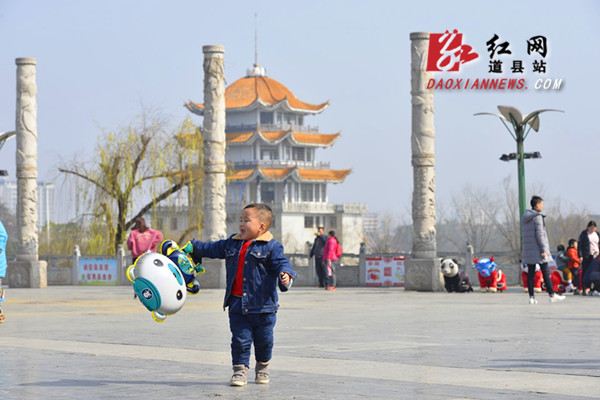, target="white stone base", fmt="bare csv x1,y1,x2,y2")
7,261,48,288
404,258,444,292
